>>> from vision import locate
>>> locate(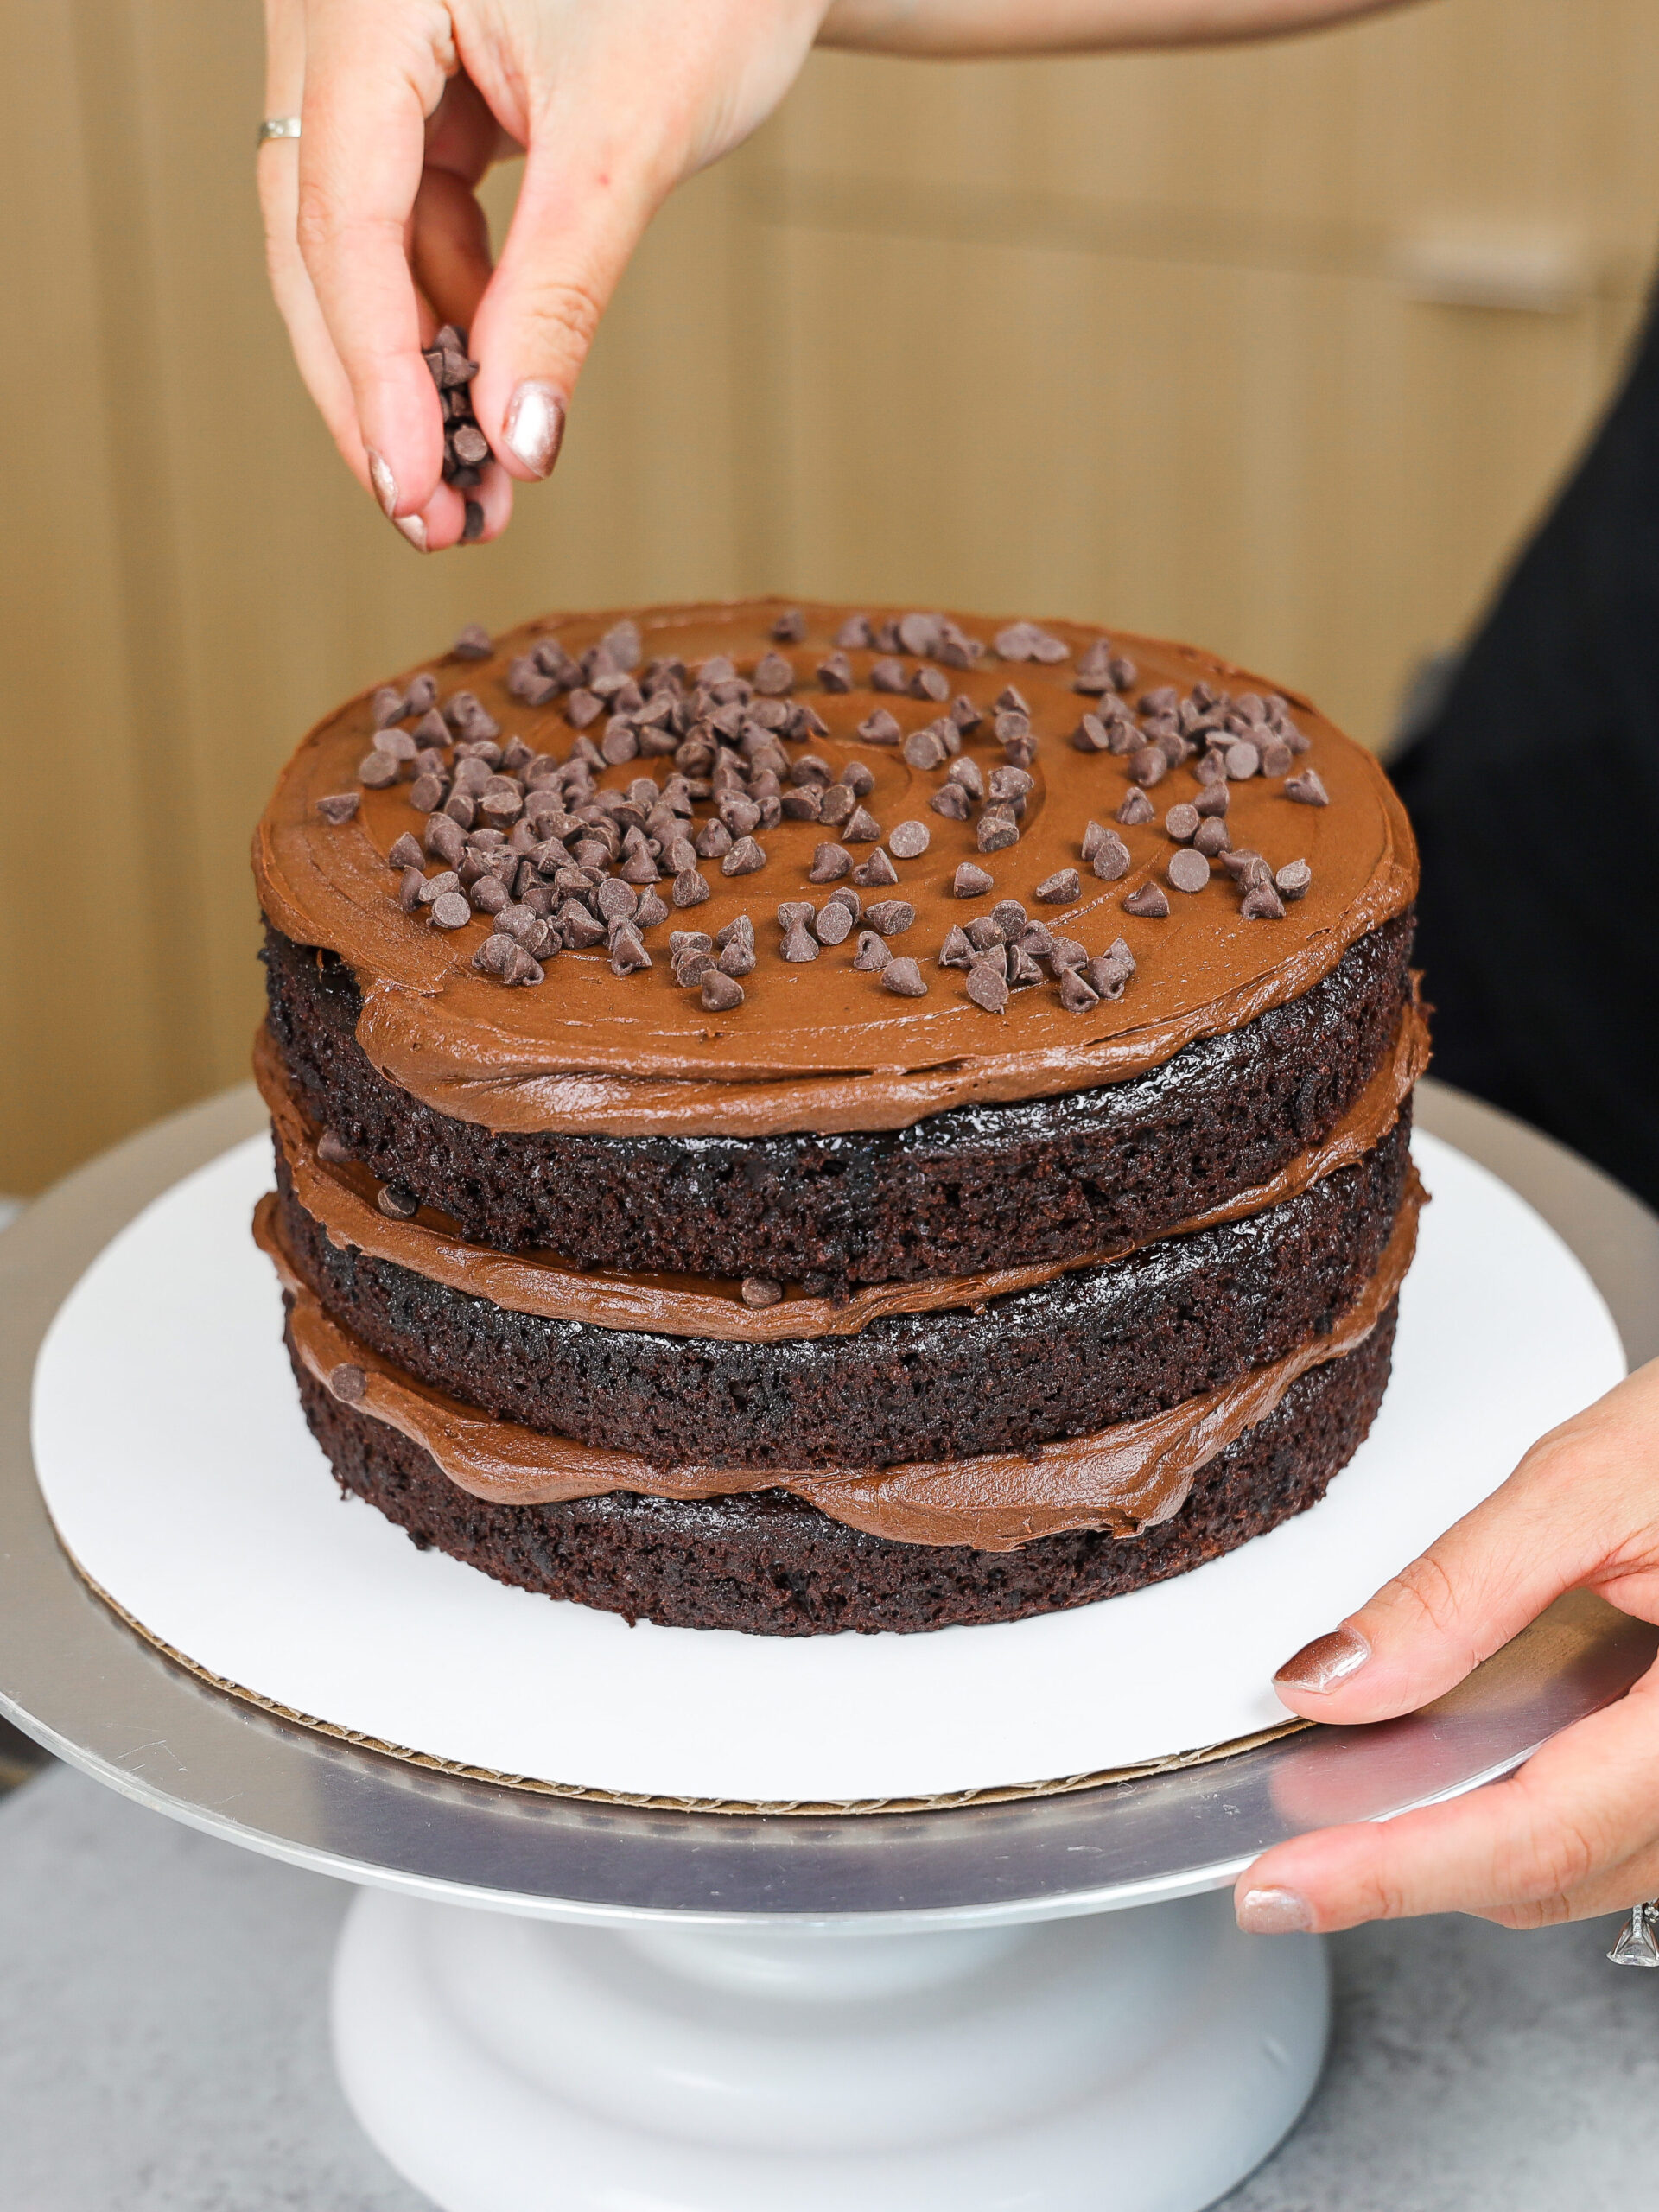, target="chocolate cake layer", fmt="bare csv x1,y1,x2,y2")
263,909,1413,1286
273,1107,1411,1471
289,1302,1397,1635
